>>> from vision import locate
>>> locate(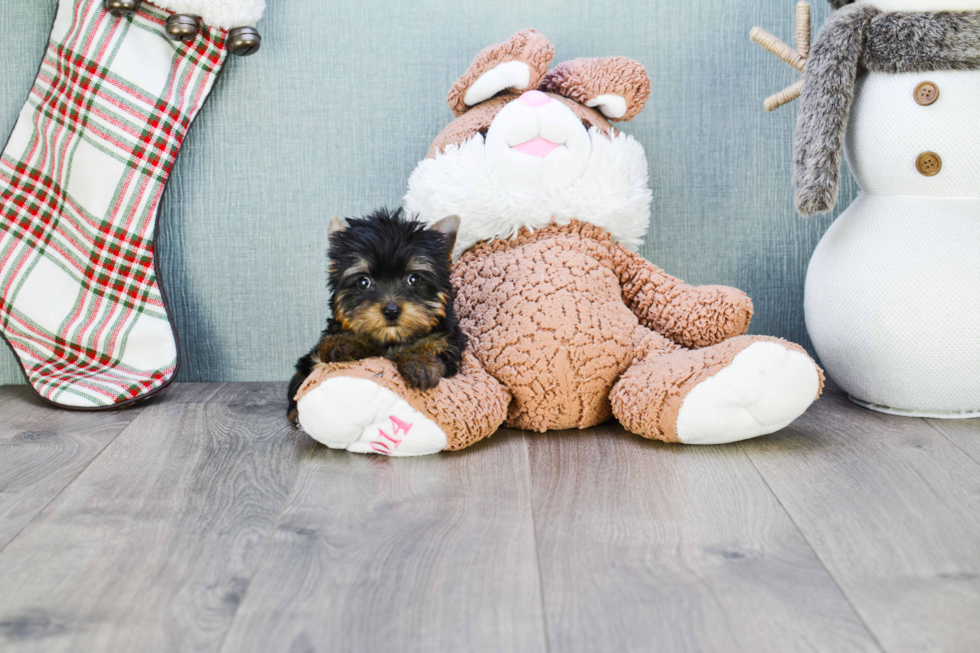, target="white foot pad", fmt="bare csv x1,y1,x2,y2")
676,342,820,445
296,377,448,457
